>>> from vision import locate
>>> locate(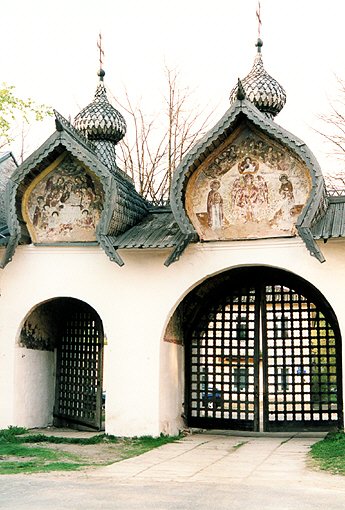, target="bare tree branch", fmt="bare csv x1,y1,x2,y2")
112,66,214,204
316,75,345,166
